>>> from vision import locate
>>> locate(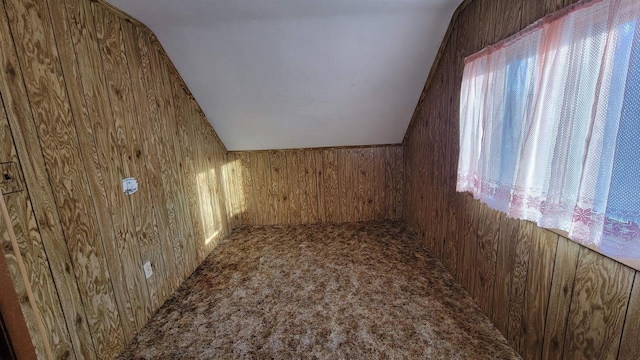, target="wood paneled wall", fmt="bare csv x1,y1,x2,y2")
230,146,403,225
0,0,241,358
403,0,640,359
